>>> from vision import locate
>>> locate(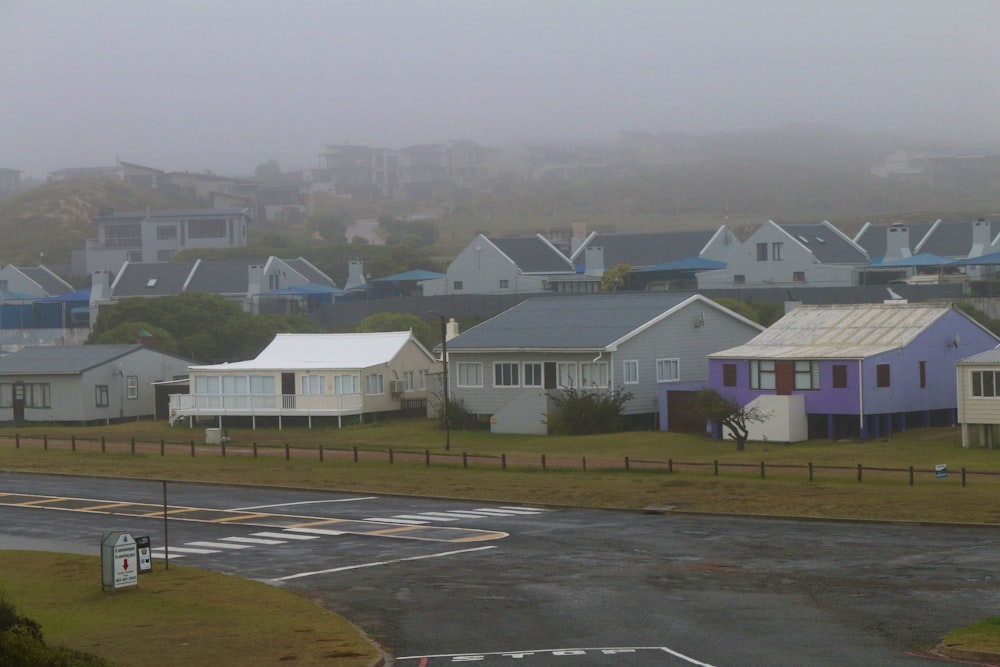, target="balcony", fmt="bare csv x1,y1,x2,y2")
169,392,363,428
